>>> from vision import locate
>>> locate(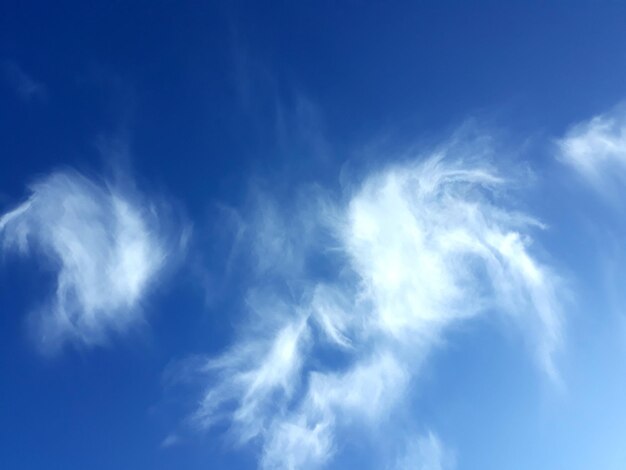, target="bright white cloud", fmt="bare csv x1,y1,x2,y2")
340,156,562,373
557,106,626,192
184,148,564,468
0,170,175,351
